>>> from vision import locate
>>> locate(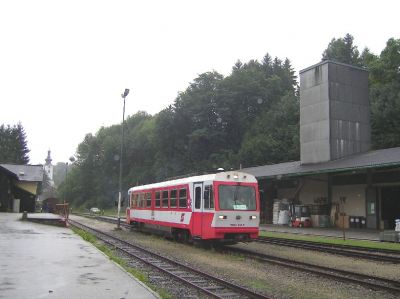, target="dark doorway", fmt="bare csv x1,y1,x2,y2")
14,187,36,212
259,181,277,224
381,186,400,229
